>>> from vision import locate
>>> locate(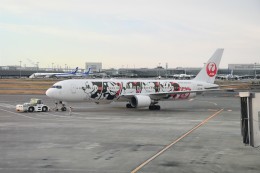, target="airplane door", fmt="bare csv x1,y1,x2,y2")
71,84,76,94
